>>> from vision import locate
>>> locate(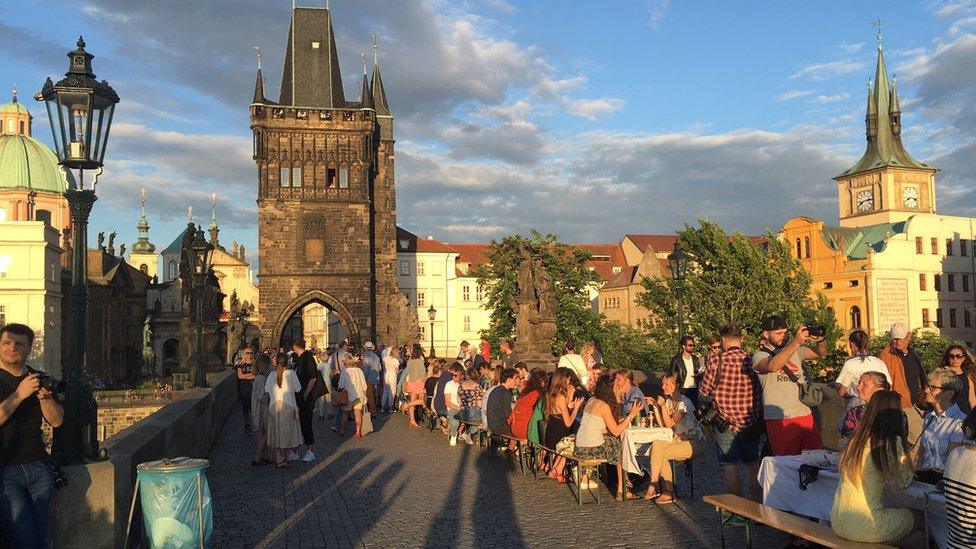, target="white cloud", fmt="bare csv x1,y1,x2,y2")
838,42,865,54
646,0,670,29
568,97,625,120
789,59,865,80
814,92,850,104
776,89,814,101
